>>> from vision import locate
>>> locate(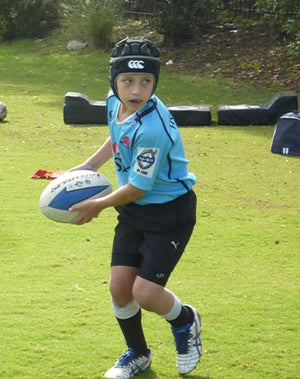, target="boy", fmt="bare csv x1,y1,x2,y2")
70,37,201,379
